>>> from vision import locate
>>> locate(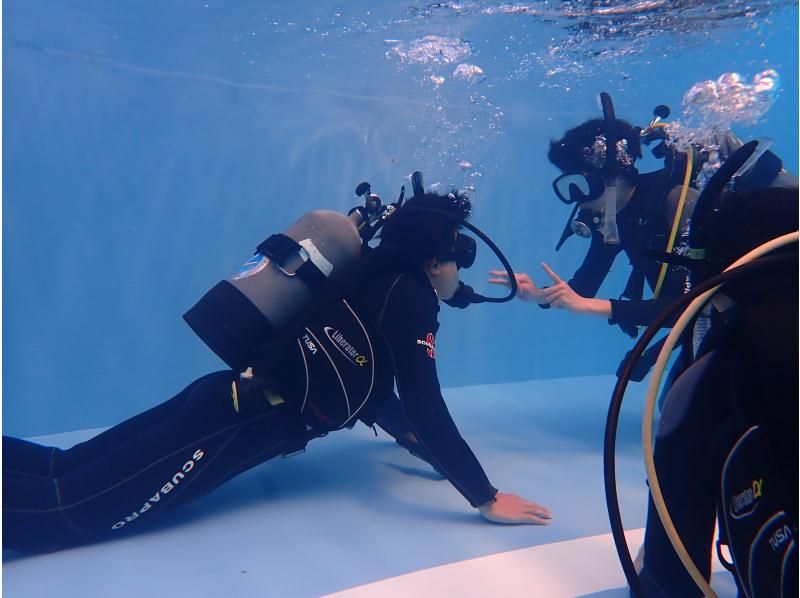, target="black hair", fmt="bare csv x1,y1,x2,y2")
548,117,642,175
378,191,472,271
